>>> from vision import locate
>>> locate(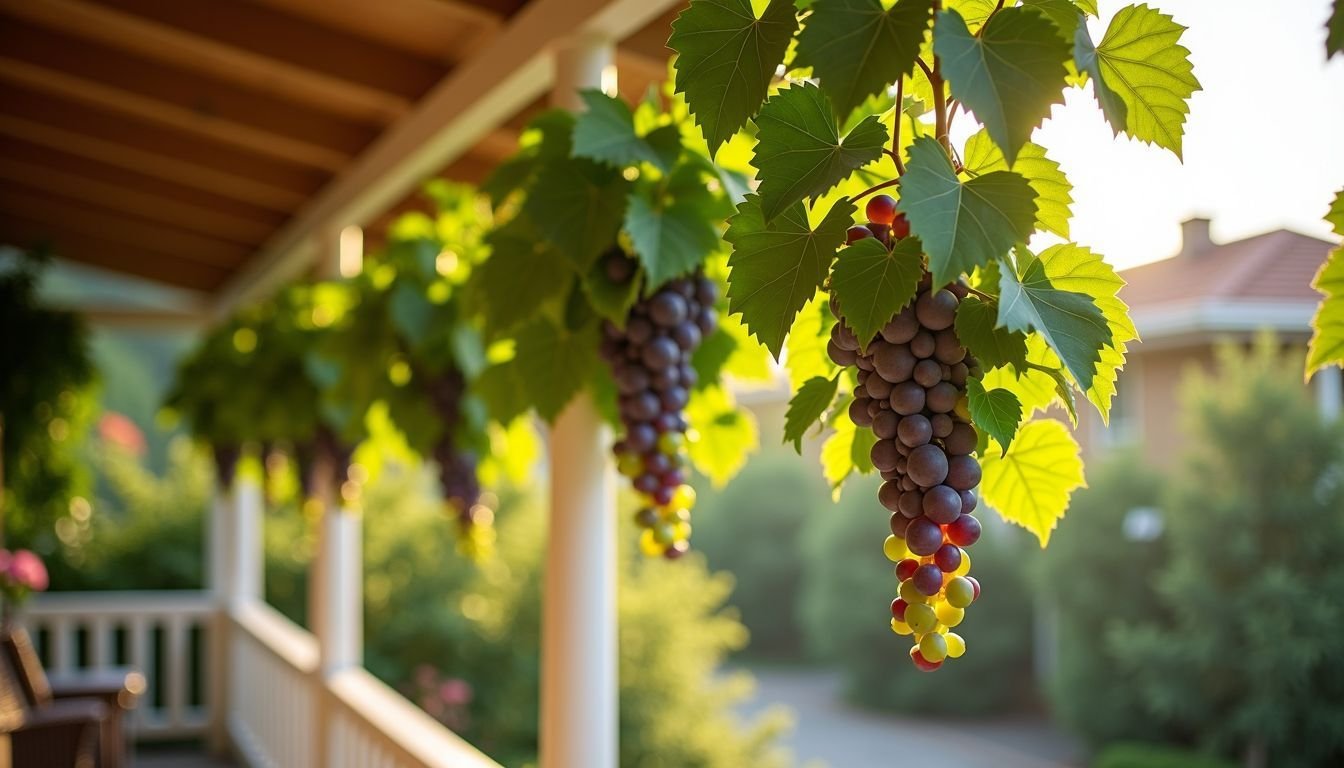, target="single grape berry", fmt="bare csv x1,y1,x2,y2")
890,212,910,240
847,225,874,244
866,194,897,226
